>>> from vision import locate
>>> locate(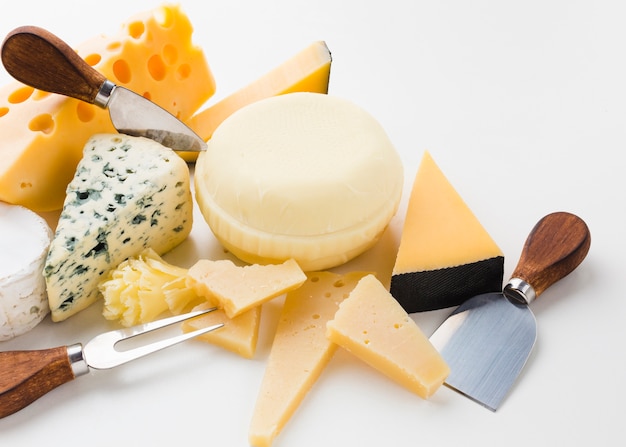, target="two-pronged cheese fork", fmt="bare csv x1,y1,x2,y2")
0,308,222,419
